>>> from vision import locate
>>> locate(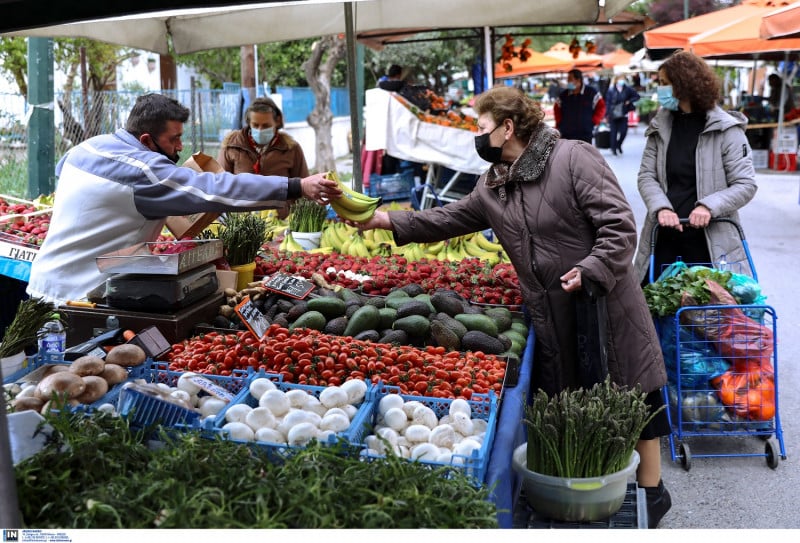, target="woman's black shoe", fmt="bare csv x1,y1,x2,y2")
644,480,672,528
